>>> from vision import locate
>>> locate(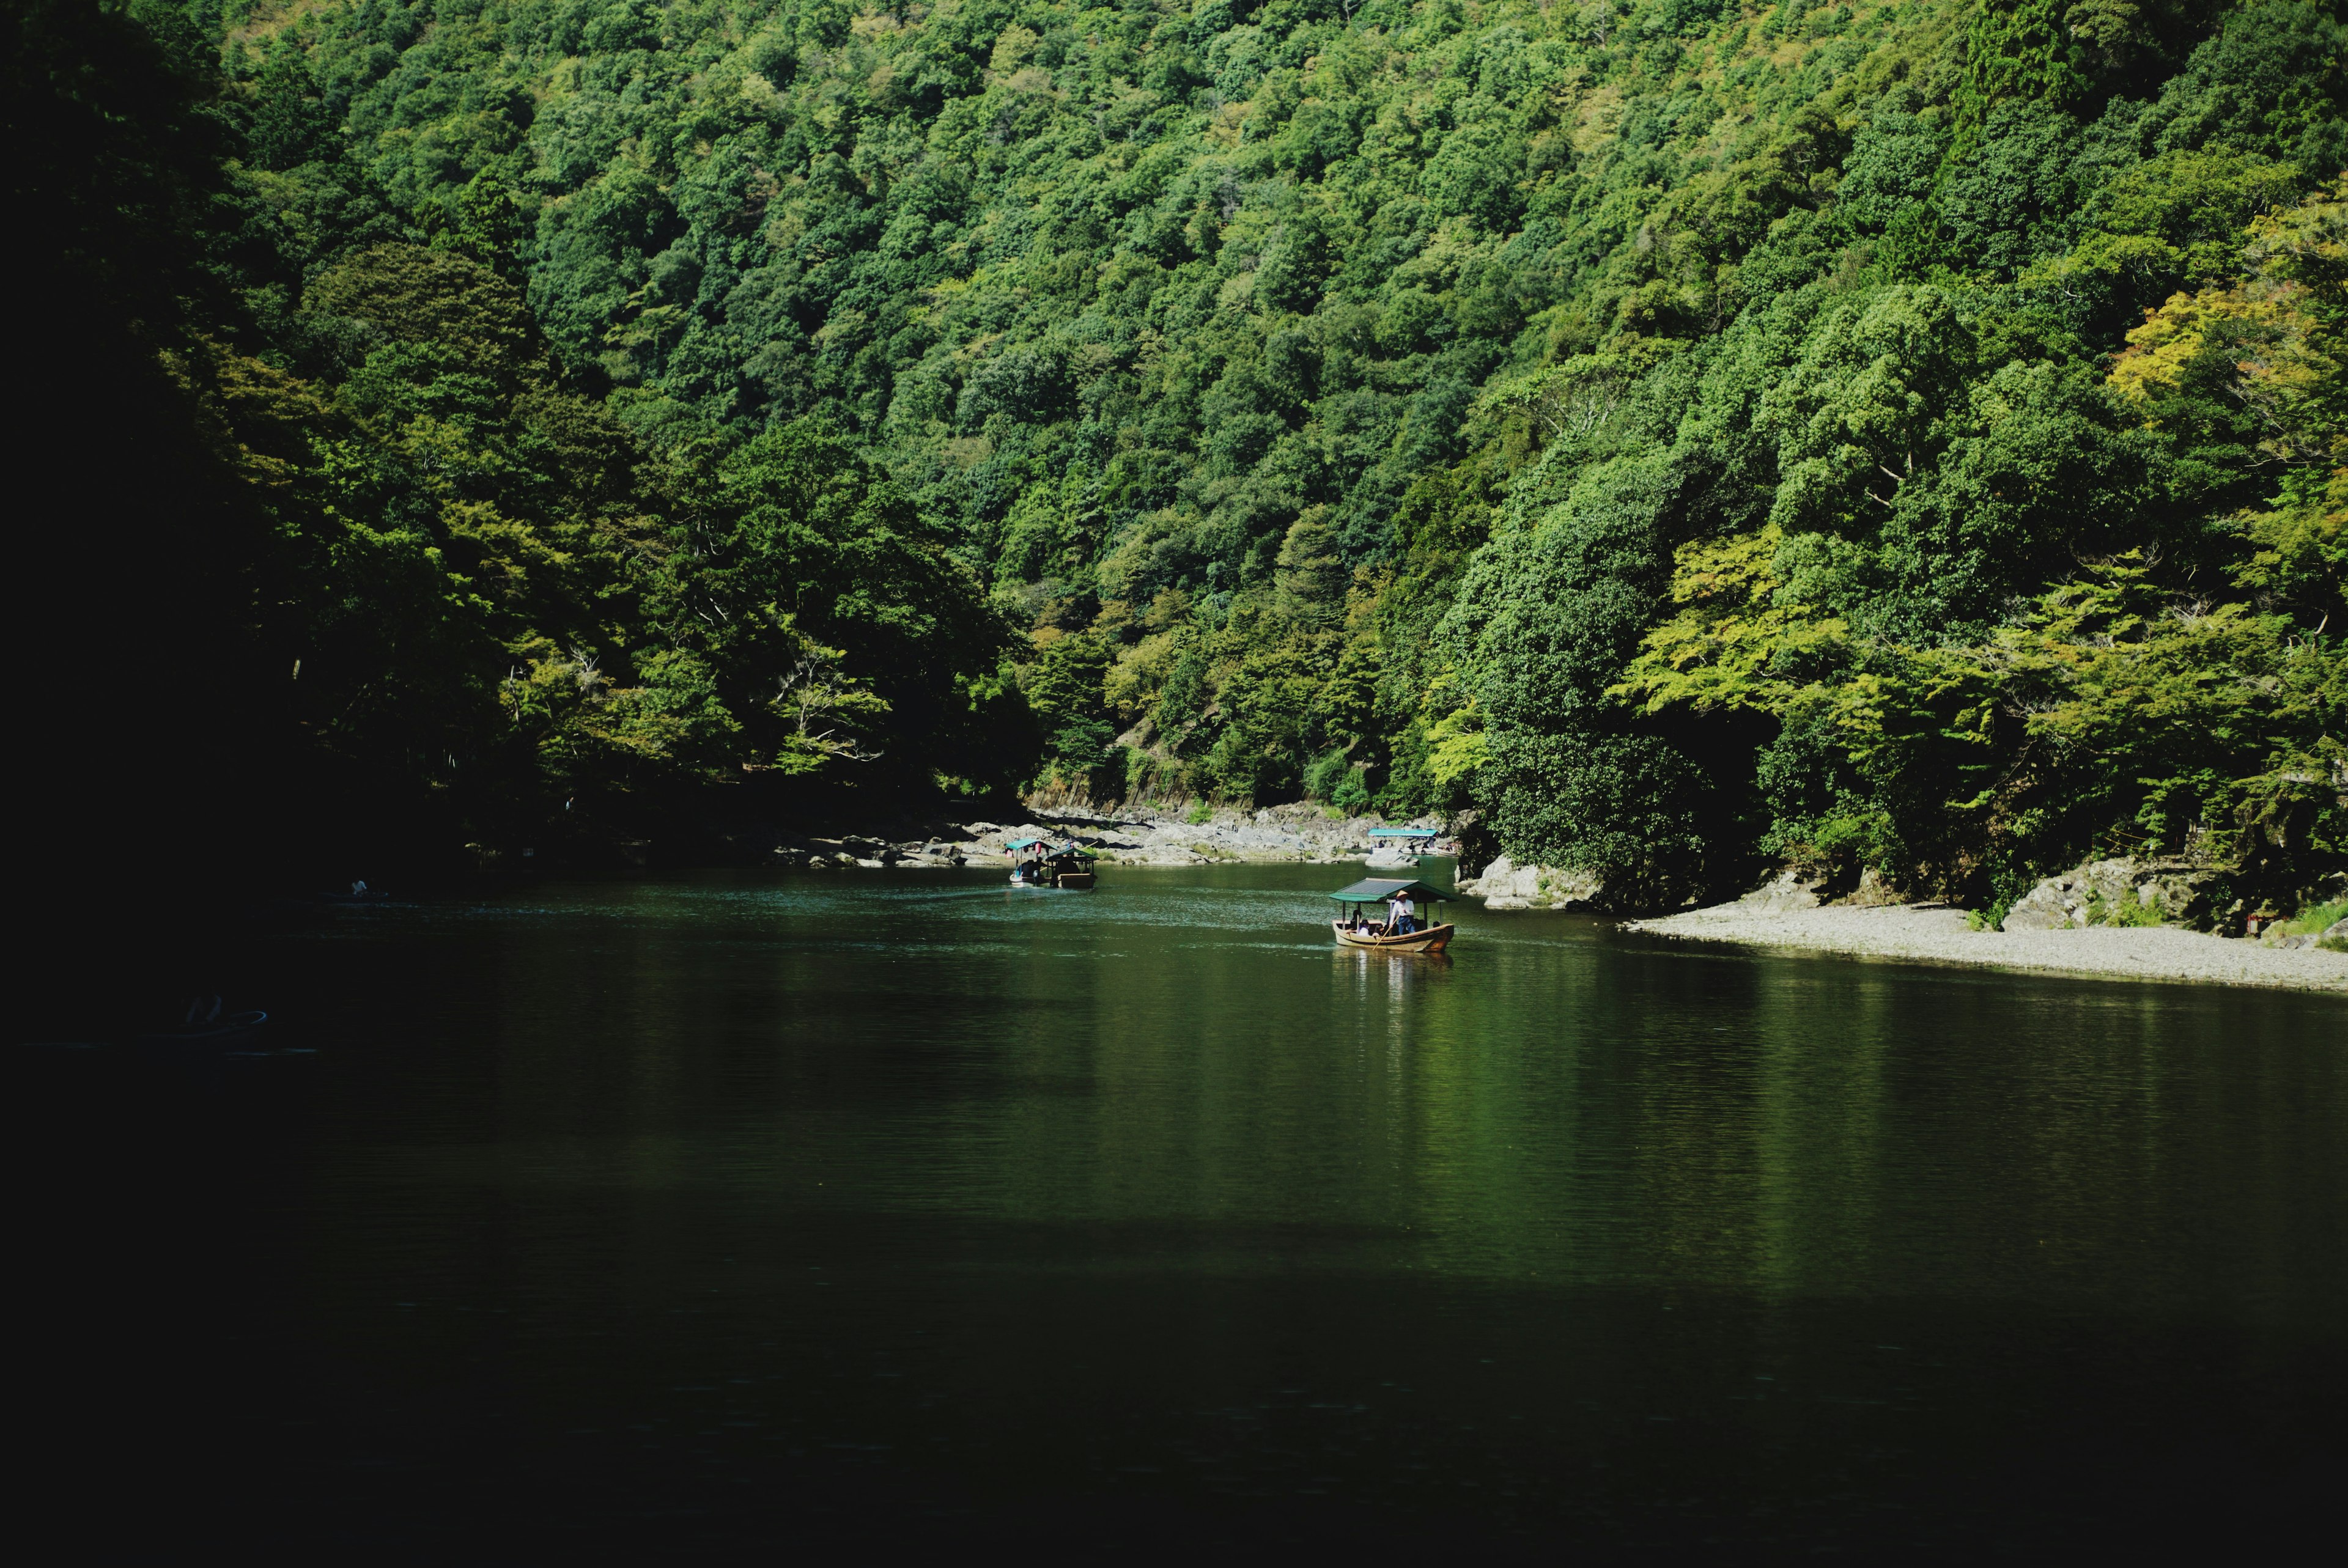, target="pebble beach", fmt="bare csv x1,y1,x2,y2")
1625,901,2348,994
